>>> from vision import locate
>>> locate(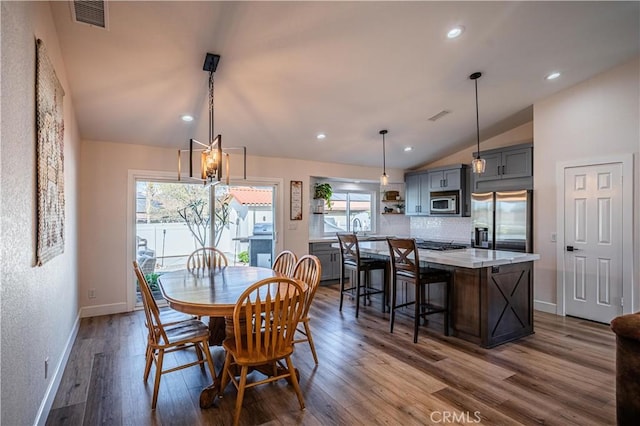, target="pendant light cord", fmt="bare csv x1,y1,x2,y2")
474,77,480,158
209,71,215,145
382,132,386,175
